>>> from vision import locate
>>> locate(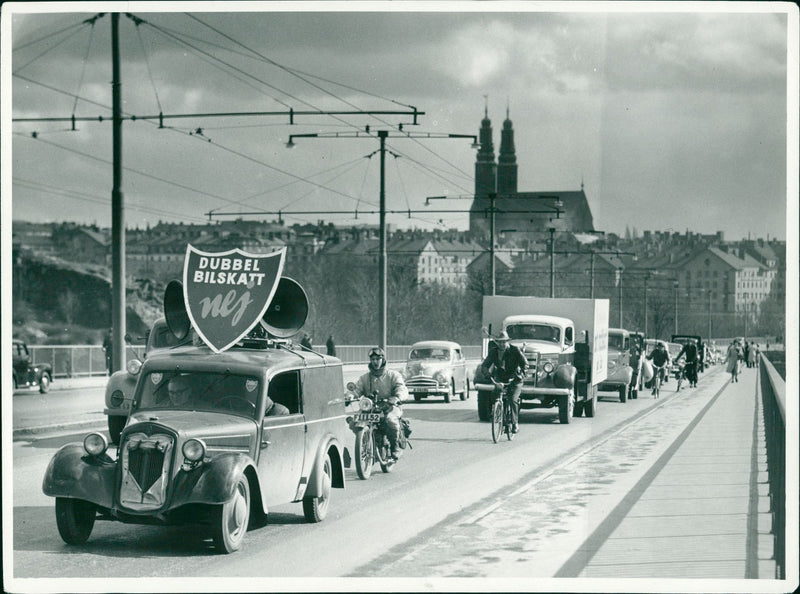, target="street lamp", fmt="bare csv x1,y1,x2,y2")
673,280,680,335
618,267,623,328
548,227,556,298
